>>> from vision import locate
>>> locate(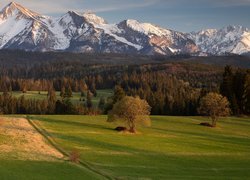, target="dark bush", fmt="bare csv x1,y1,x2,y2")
115,126,127,131
200,122,214,127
